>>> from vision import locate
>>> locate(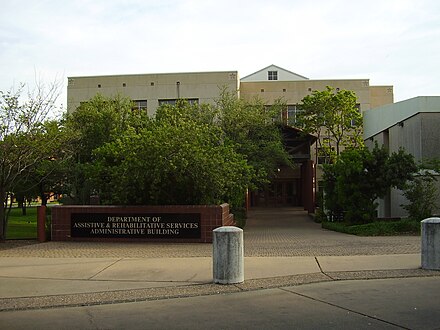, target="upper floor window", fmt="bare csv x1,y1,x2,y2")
159,99,177,106
268,71,278,80
133,100,147,110
158,98,199,106
287,105,303,126
350,103,361,126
